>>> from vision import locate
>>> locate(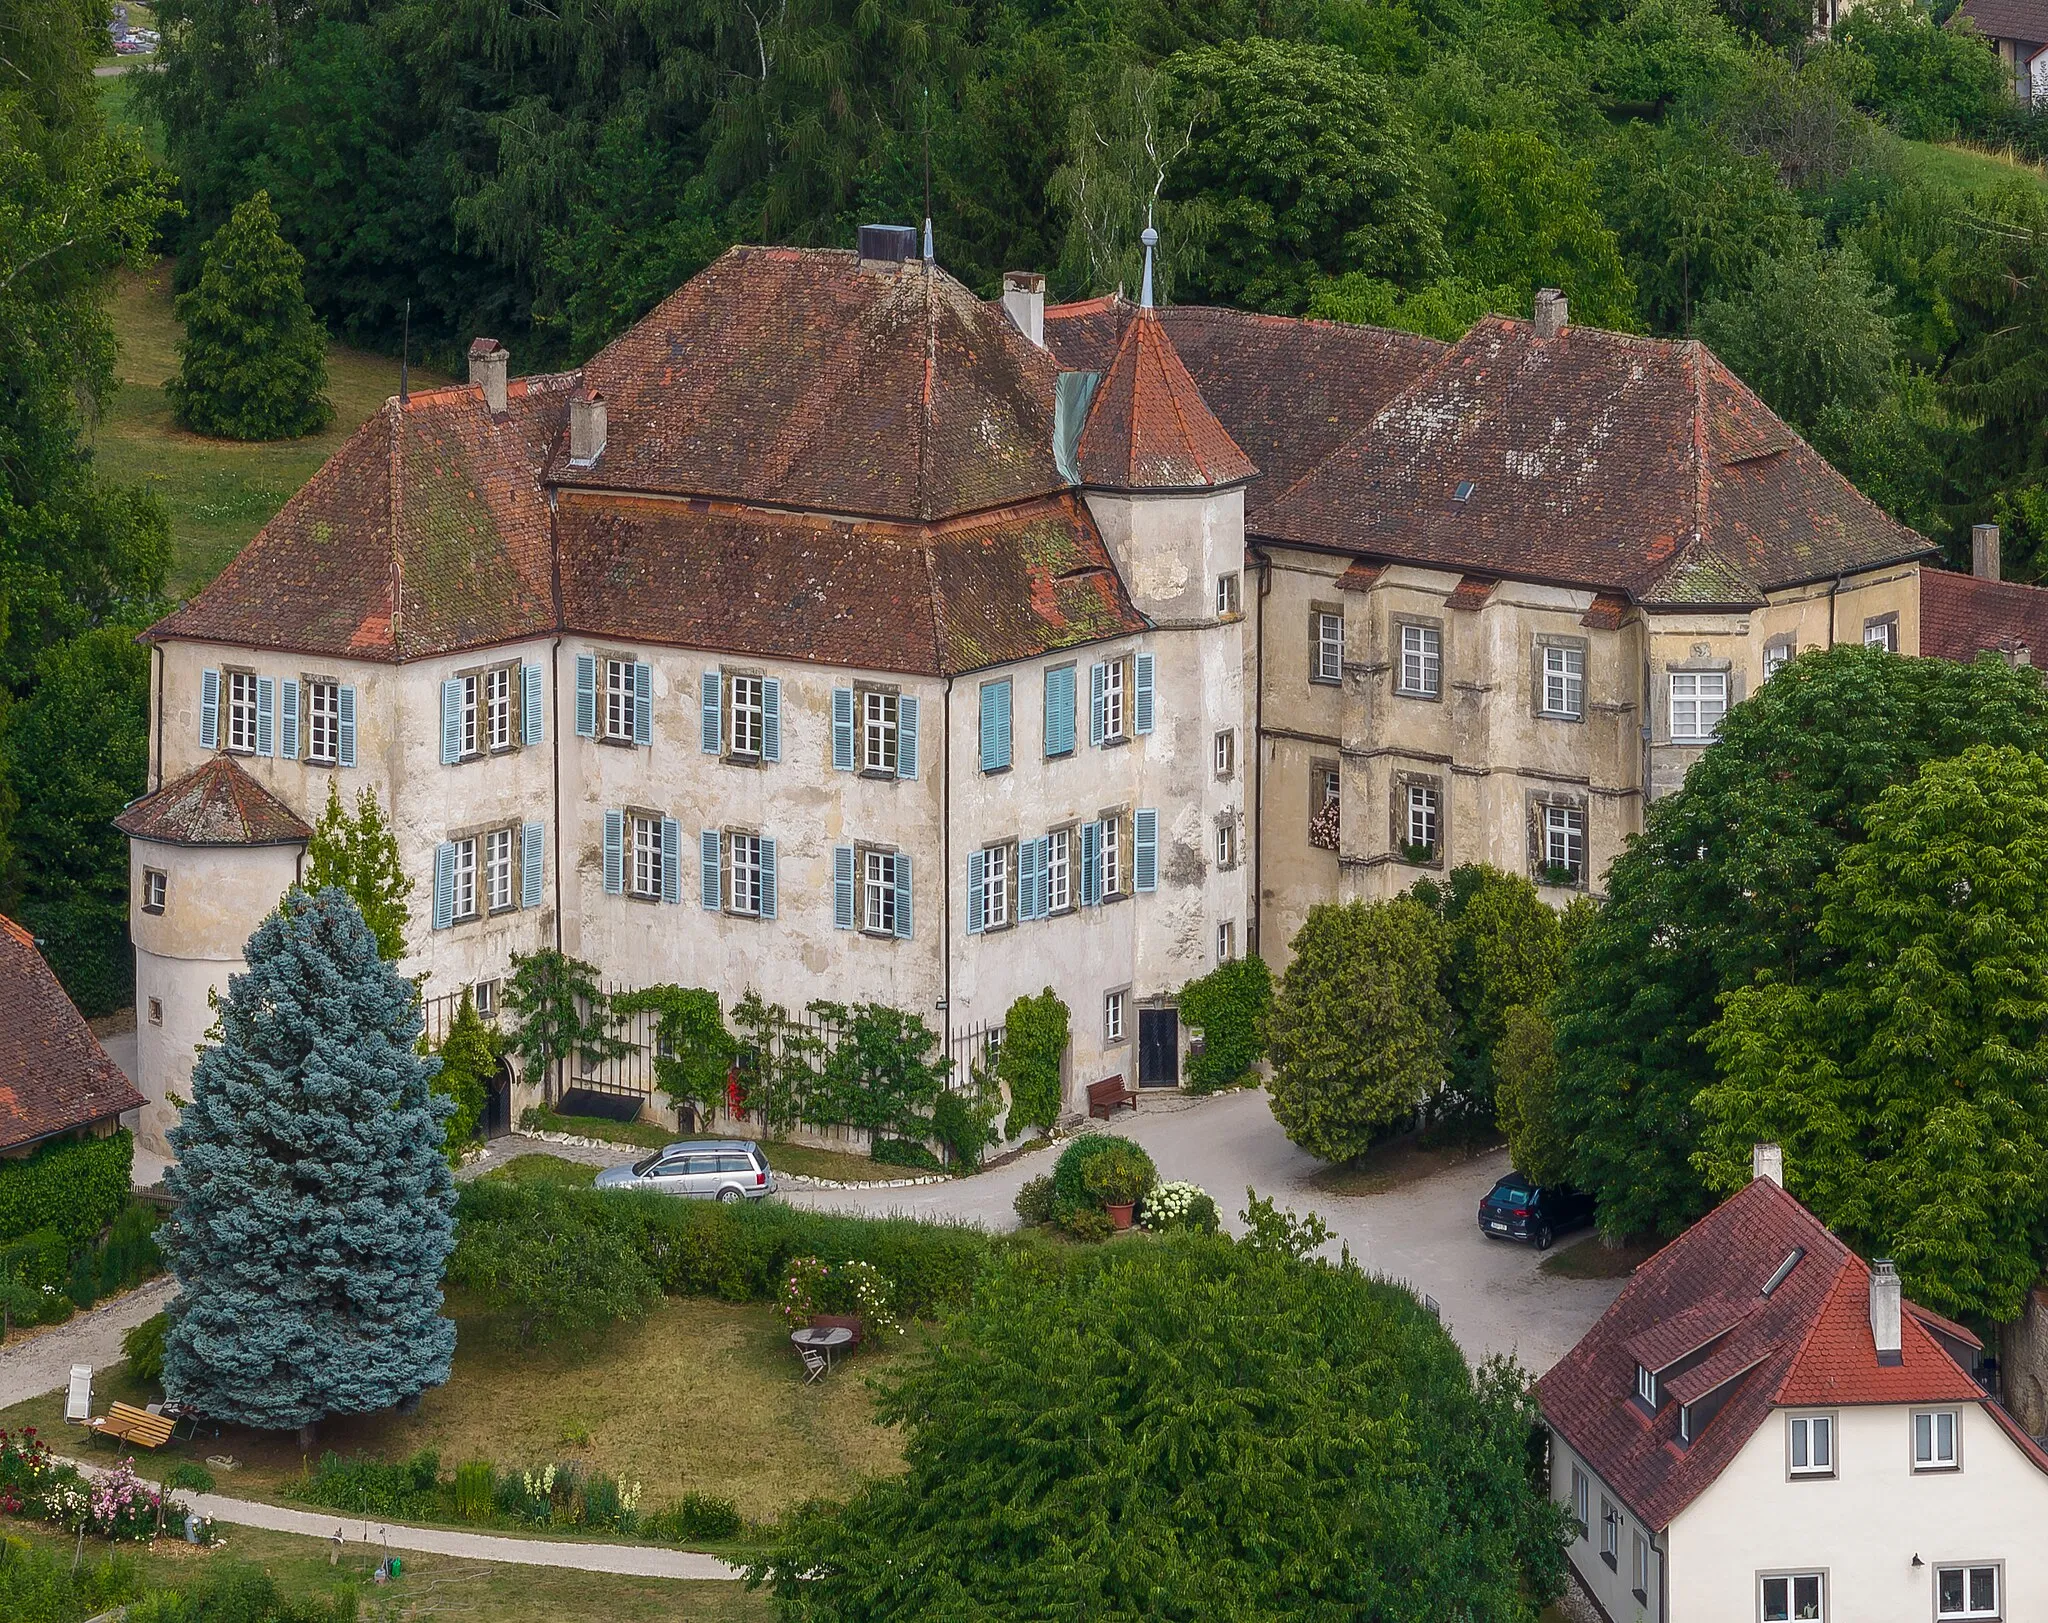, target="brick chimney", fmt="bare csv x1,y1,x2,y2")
468,338,509,416
1533,288,1567,340
1870,1259,1902,1366
568,388,607,469
1752,1142,1784,1186
1002,272,1046,347
1974,522,2001,581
